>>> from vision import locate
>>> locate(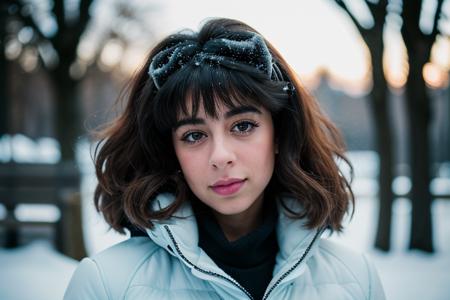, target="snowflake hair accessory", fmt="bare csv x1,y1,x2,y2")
148,32,275,90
